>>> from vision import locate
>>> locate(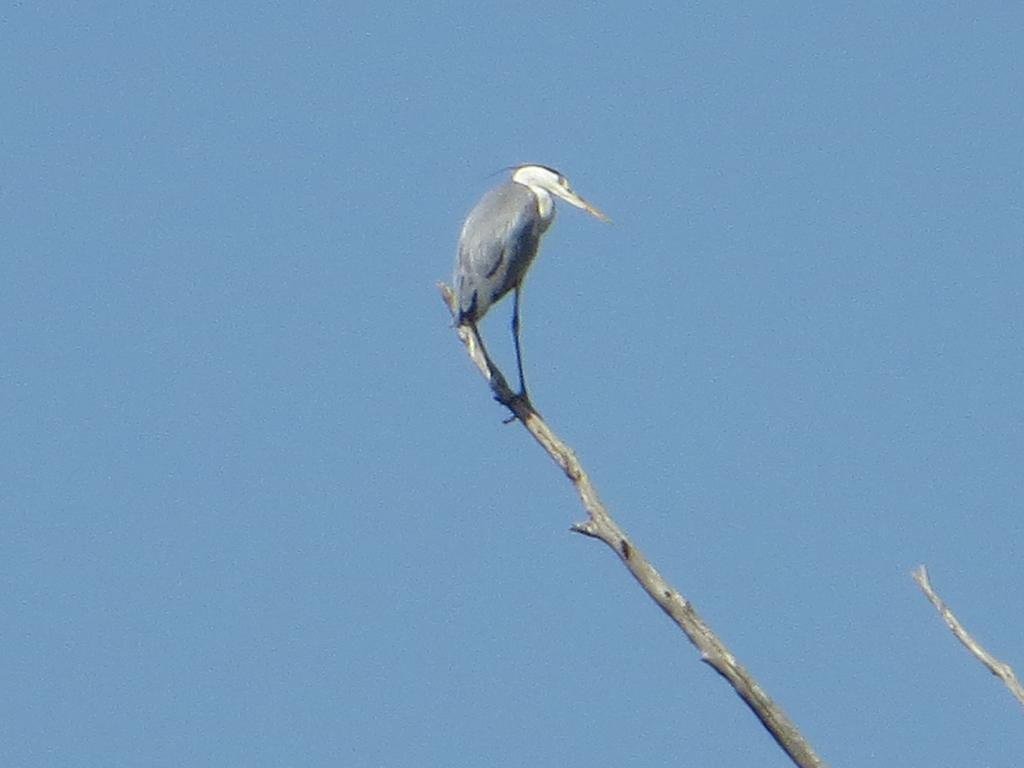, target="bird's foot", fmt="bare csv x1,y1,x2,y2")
498,390,536,424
